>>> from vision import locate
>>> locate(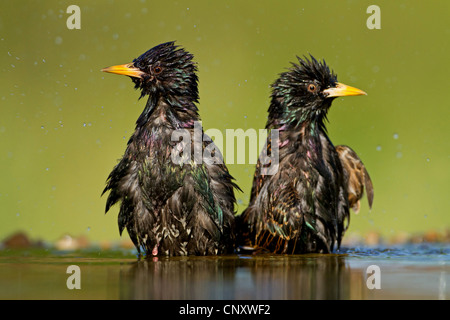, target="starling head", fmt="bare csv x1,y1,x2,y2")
269,55,366,126
102,41,198,100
